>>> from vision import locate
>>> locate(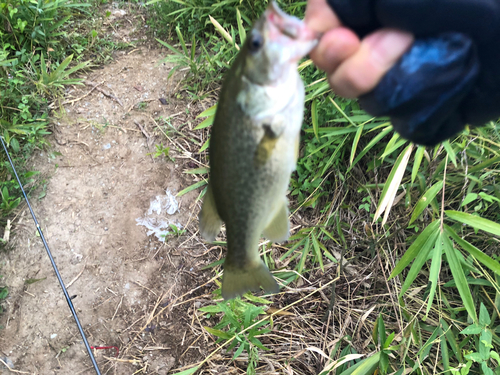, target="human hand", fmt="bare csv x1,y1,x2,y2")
305,0,500,146
305,0,414,99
